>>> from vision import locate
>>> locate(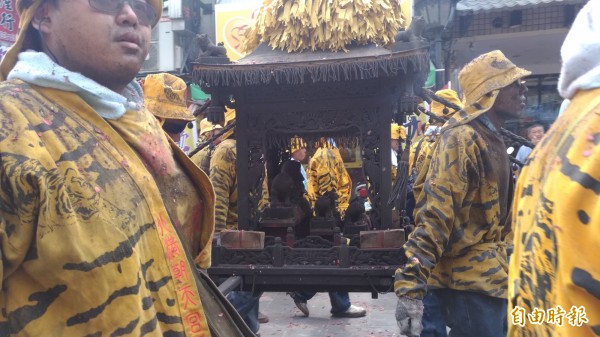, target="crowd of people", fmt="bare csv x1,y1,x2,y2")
0,0,598,336
287,138,367,319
